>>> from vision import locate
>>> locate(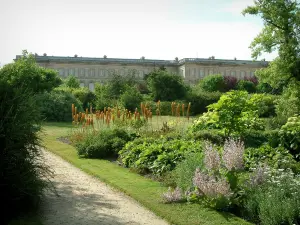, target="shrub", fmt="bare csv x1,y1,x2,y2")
146,69,187,101
279,115,300,157
120,86,143,112
0,80,49,223
172,152,204,191
249,94,278,117
199,74,227,92
236,80,256,93
75,128,136,158
36,90,83,122
191,91,264,136
94,83,115,110
188,129,225,146
119,137,202,175
244,169,300,225
275,83,300,125
244,145,299,173
224,76,238,90
64,75,80,88
256,82,273,94
185,91,222,115
71,88,96,110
